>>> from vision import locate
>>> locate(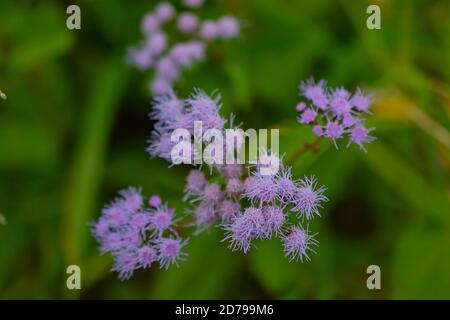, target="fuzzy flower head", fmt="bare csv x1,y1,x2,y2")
157,237,188,269
291,176,328,220
296,78,375,151
128,1,239,95
283,226,318,262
